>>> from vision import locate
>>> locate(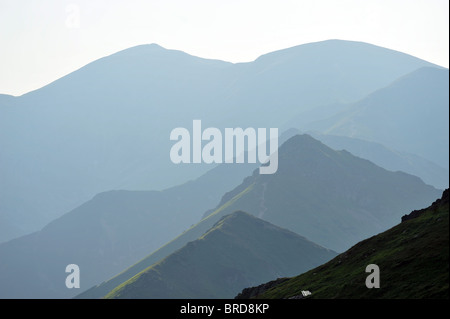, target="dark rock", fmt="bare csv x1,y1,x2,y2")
235,278,289,299
402,189,448,222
